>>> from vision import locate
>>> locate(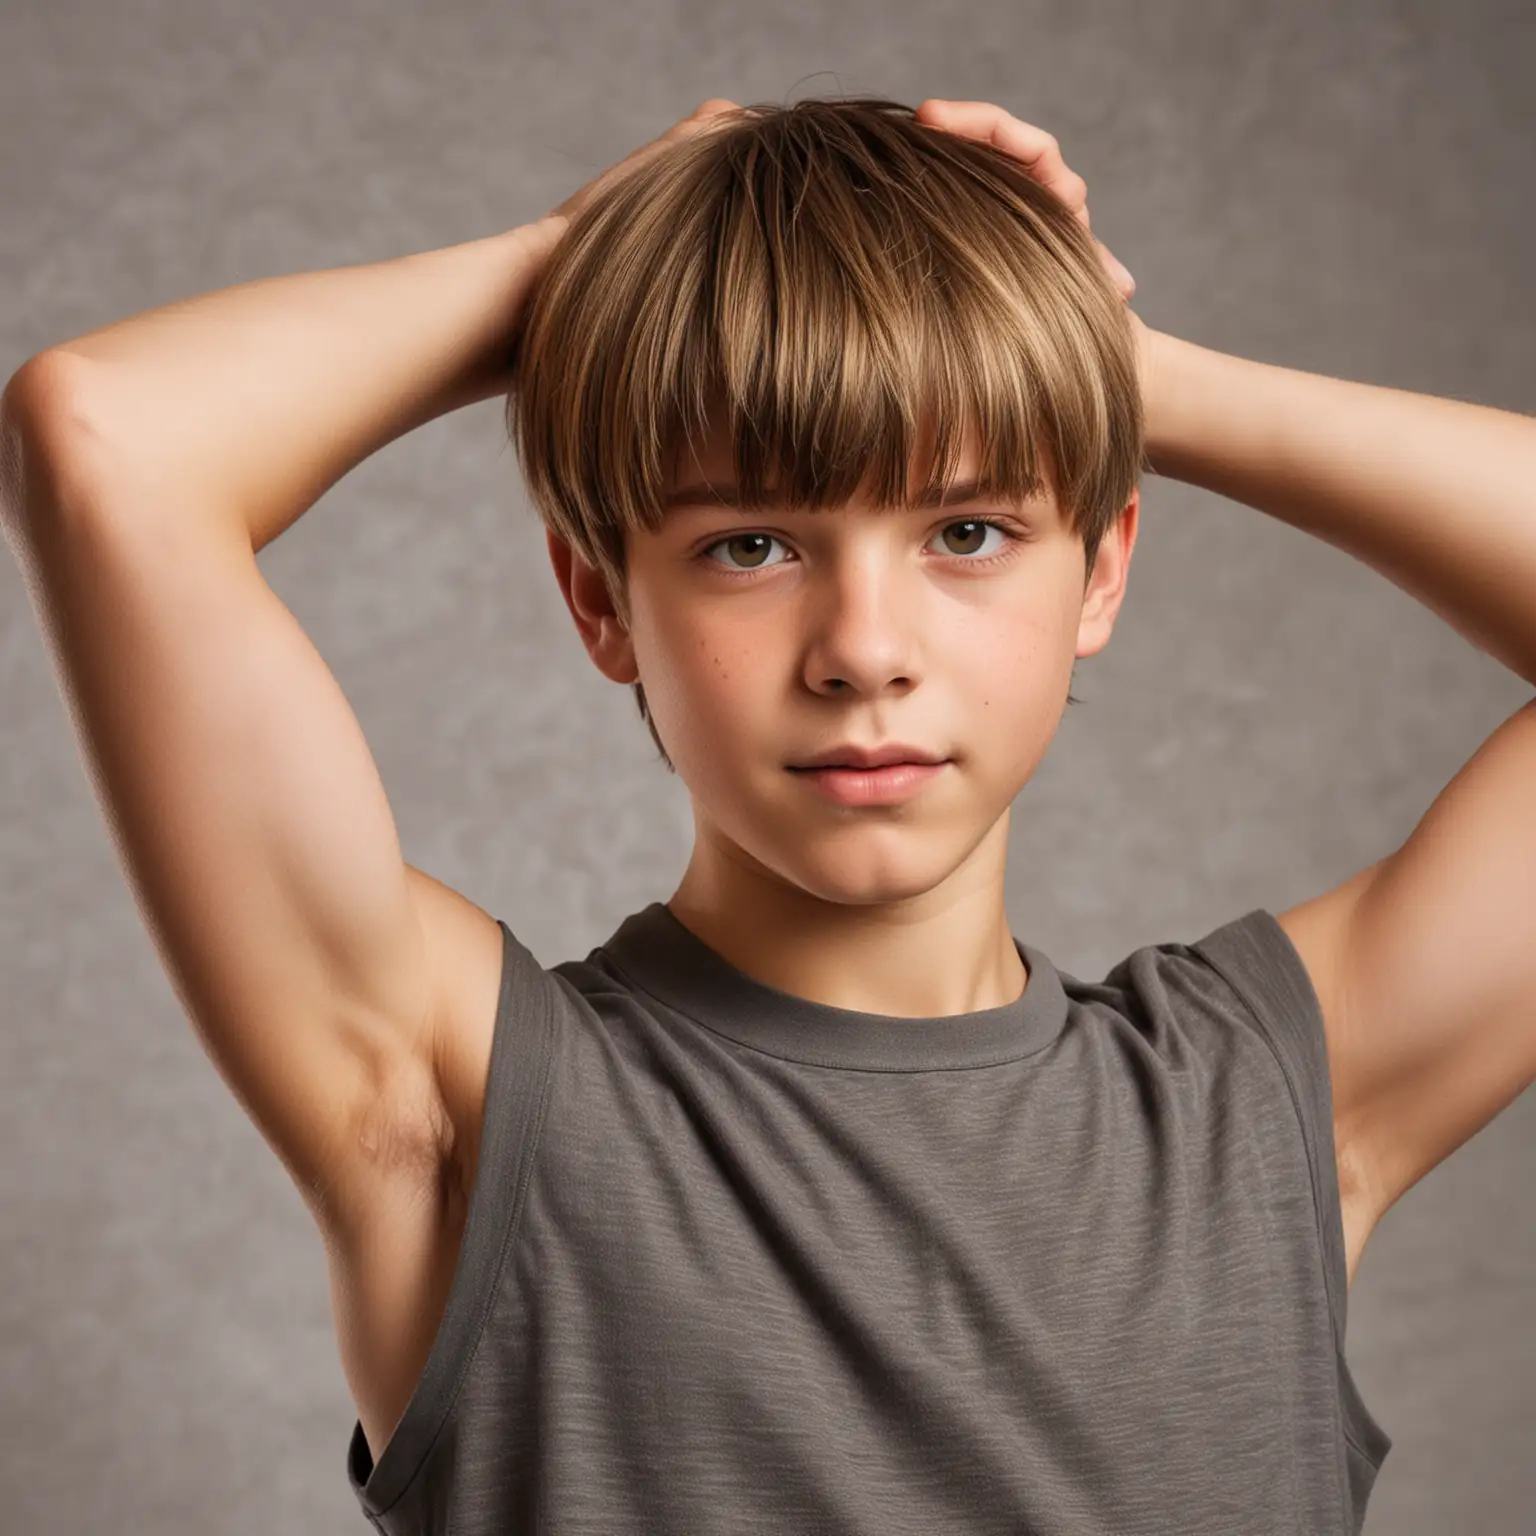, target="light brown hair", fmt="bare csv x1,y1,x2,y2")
507,93,1144,772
